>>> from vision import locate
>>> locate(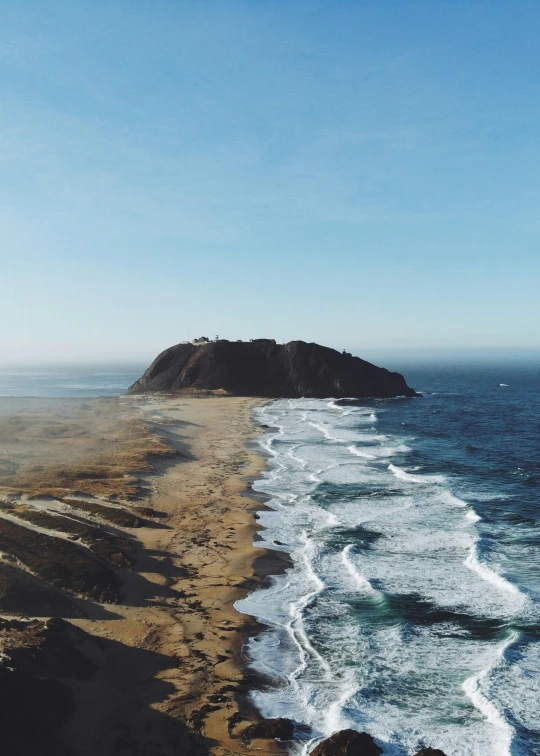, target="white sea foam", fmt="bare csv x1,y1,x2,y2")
462,632,519,756
288,445,309,468
341,544,376,593
466,509,482,523
287,554,332,680
442,492,483,522
322,679,361,740
309,421,345,442
388,463,446,484
443,491,468,507
464,540,525,602
490,639,540,733
239,398,531,755
348,443,411,460
347,444,376,459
